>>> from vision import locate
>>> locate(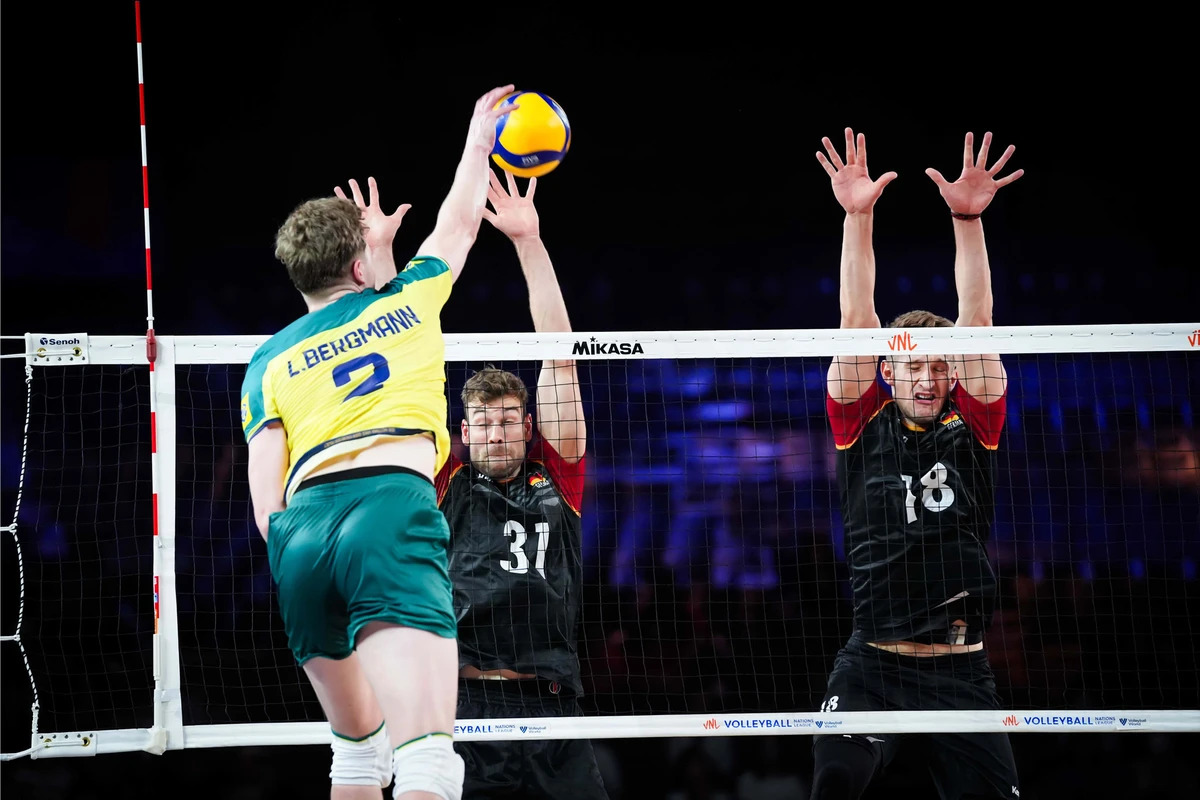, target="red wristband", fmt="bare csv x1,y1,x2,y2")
951,212,981,220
